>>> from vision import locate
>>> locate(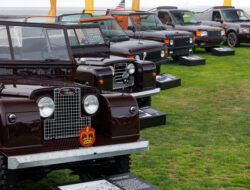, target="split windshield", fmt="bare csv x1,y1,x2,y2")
171,11,201,25
222,9,250,22
0,25,70,61
83,19,129,42
130,14,165,31
67,27,105,46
